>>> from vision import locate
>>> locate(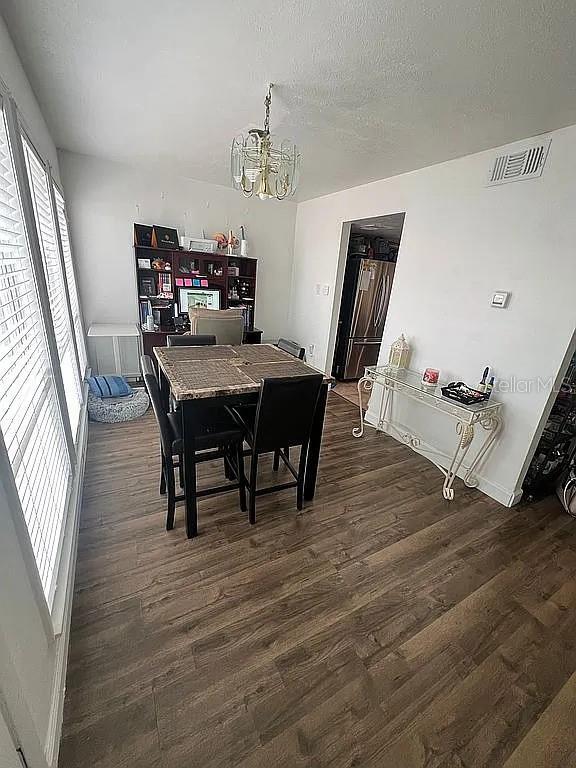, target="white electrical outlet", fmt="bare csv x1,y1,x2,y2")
307,343,315,357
